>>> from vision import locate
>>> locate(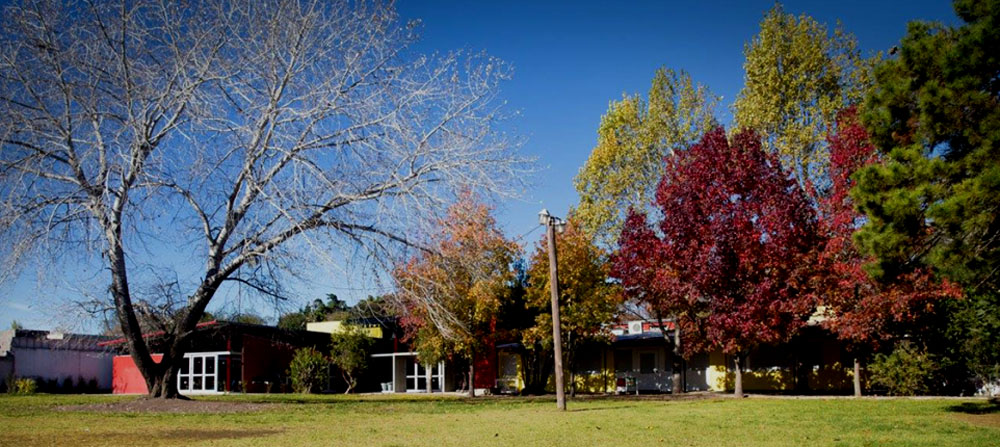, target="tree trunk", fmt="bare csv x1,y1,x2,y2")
853,357,862,397
426,363,433,394
733,355,743,397
342,371,353,394
671,323,683,394
569,370,576,398
468,360,475,398
656,314,685,395
146,362,182,399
